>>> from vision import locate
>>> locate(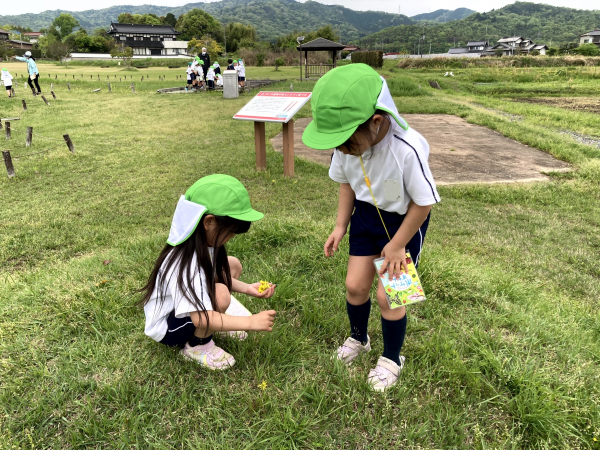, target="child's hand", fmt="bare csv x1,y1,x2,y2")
324,226,346,257
246,282,276,298
250,310,277,331
379,242,408,279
